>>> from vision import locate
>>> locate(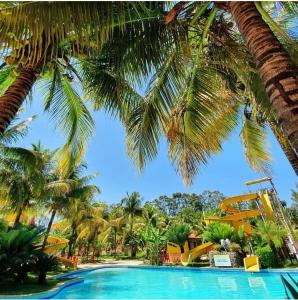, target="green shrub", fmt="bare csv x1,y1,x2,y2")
202,223,234,244
31,253,61,284
166,224,190,247
255,245,276,268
